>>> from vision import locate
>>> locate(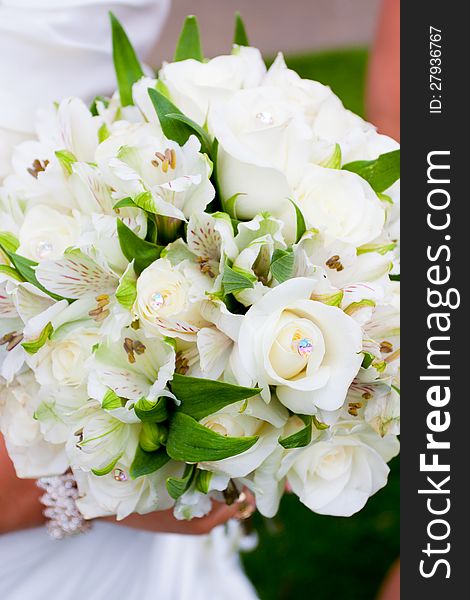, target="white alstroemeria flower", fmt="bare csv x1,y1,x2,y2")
157,46,266,125
173,473,230,521
34,248,133,336
209,86,313,219
95,123,214,221
252,445,286,518
0,281,70,382
186,211,238,280
35,249,119,300
0,282,17,319
364,386,400,437
3,140,77,213
0,282,23,380
342,378,400,438
2,97,103,215
237,278,363,413
173,489,212,521
293,165,385,248
199,396,288,478
36,97,101,163
34,384,89,444
232,214,286,306
280,422,399,516
0,371,68,477
67,402,140,473
190,299,245,380
88,328,176,406
69,161,114,215
74,459,180,521
17,204,80,262
135,258,211,341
